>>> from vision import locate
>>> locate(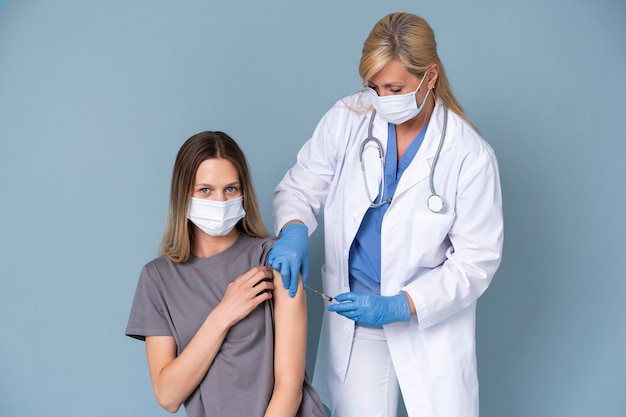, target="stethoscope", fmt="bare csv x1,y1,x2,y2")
359,105,448,213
